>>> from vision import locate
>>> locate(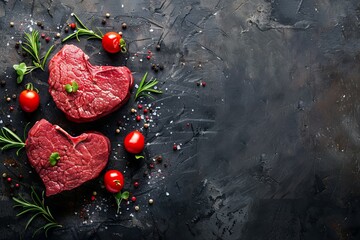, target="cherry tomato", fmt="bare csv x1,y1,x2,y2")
124,130,145,154
19,83,40,112
104,170,124,193
102,32,122,53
